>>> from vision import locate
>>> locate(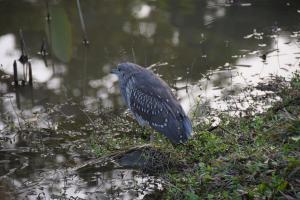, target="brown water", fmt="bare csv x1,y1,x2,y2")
0,0,300,199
